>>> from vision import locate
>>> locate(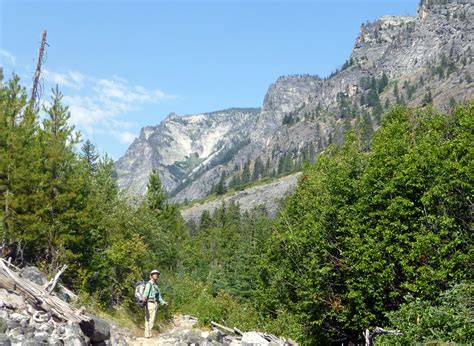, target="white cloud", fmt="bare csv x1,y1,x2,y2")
95,77,172,103
0,50,16,65
113,130,136,144
43,70,85,89
42,70,177,147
